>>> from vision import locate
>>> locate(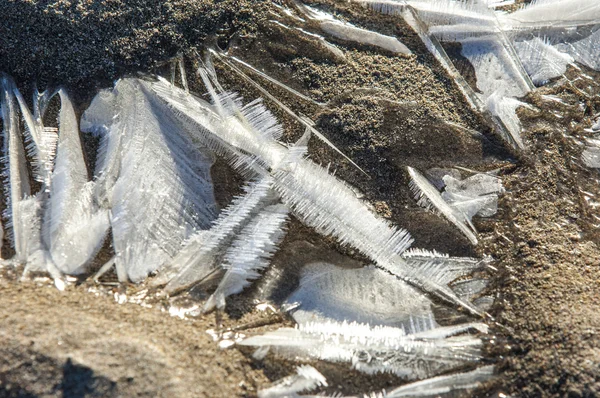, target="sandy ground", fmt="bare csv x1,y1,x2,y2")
0,274,271,397
0,0,599,397
485,69,600,397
